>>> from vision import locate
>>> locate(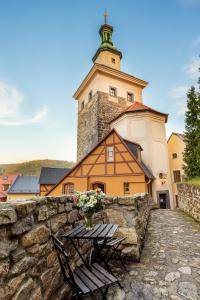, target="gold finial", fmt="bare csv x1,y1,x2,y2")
103,10,108,24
